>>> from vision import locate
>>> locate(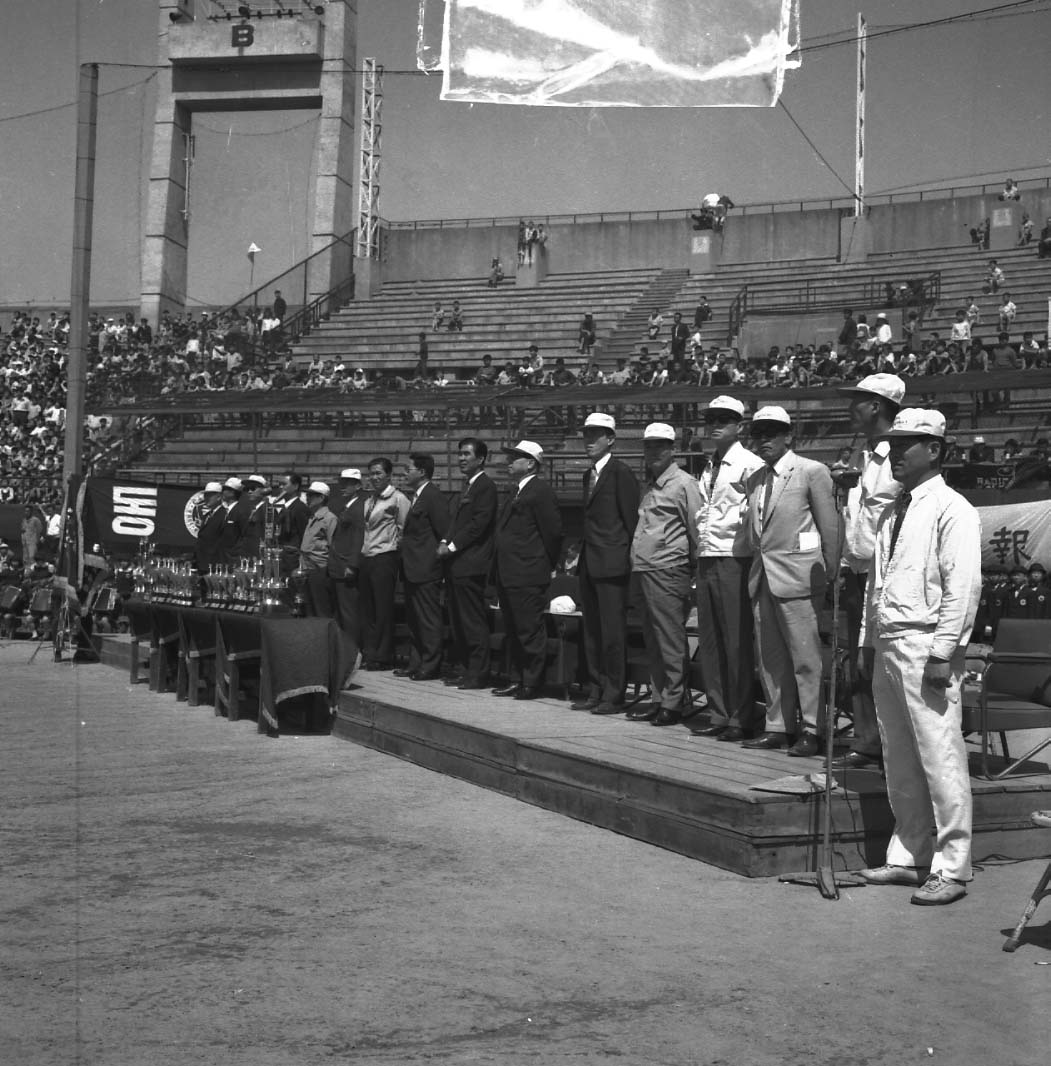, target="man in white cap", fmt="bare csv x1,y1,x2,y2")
218,476,247,565
629,423,703,725
858,409,981,906
690,396,765,741
299,481,338,618
742,406,838,756
239,474,270,558
194,481,225,575
327,468,368,640
573,412,639,714
492,440,563,700
834,373,906,770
